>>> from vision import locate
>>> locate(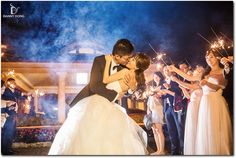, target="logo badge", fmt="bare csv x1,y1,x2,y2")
3,3,25,18
10,3,20,15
